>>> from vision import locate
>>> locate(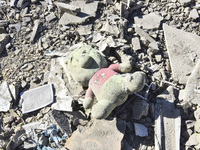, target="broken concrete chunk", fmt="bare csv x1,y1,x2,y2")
131,37,141,51
70,1,98,18
179,0,193,6
77,25,92,36
59,13,87,25
189,9,199,19
131,99,149,120
0,34,10,54
59,1,99,25
65,118,126,150
0,81,12,112
0,20,8,27
51,96,73,112
101,21,120,37
45,12,56,22
134,25,159,51
21,84,54,114
134,12,163,30
134,123,148,137
22,122,47,136
163,24,200,84
155,86,181,150
180,59,200,107
186,133,199,147
9,84,19,104
30,20,40,43
55,2,81,15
